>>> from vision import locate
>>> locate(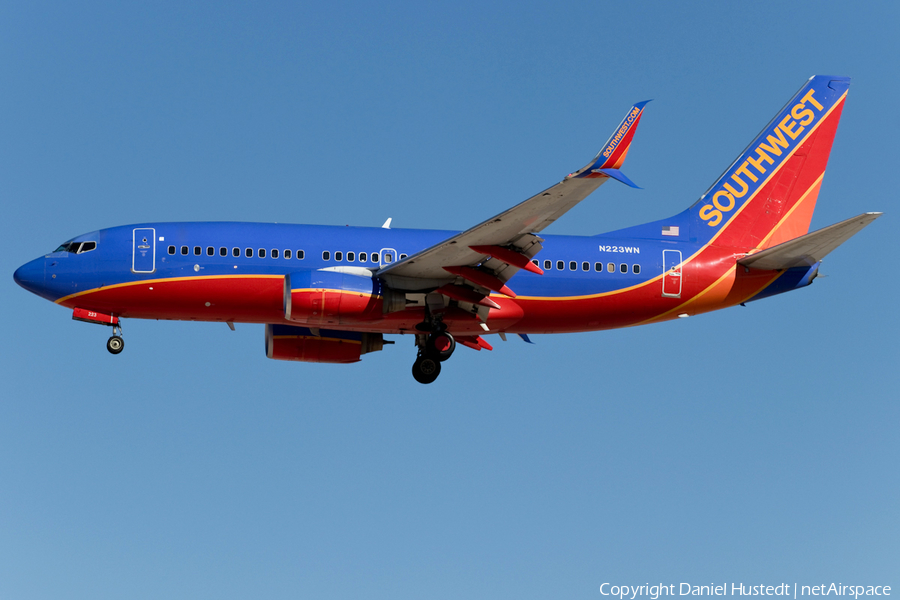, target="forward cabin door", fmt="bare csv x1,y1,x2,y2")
662,249,682,298
132,228,156,273
379,248,397,268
